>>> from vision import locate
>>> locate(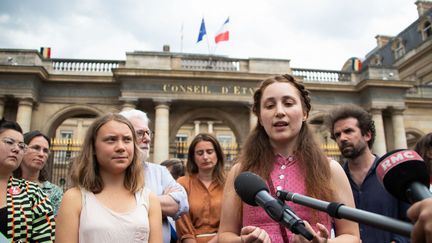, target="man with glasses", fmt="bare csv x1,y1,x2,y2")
120,109,189,243
13,130,64,216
